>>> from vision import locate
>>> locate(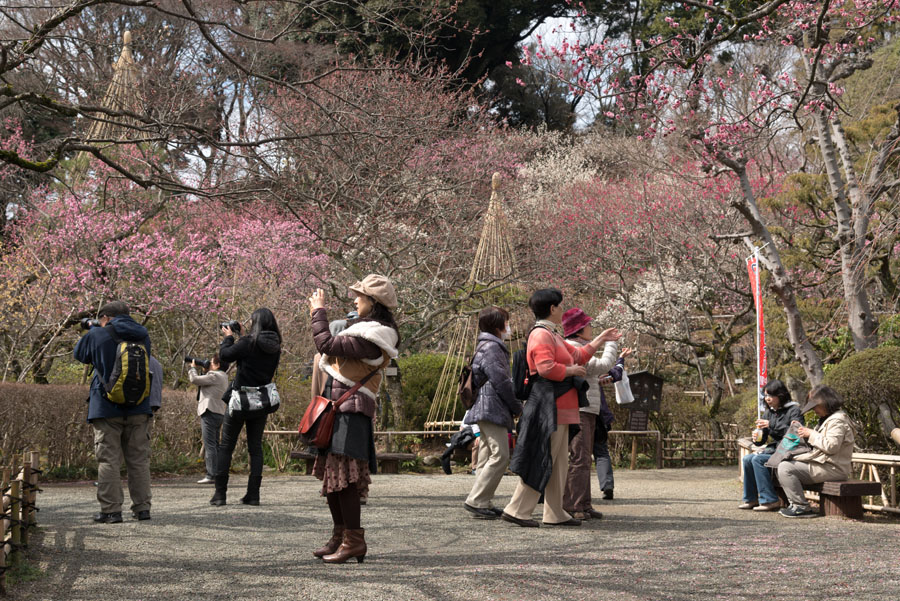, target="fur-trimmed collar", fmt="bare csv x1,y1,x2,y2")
336,319,399,359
